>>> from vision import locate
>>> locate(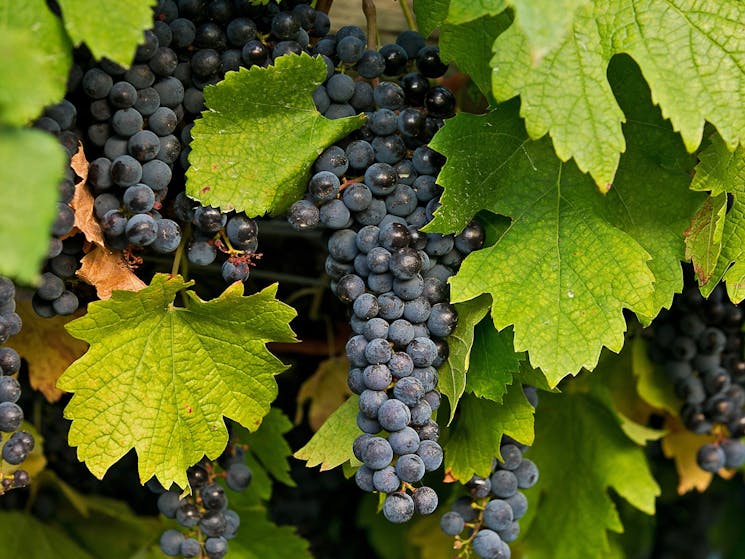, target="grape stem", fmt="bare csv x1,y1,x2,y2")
362,0,378,50
171,223,190,279
316,0,333,14
398,0,418,33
